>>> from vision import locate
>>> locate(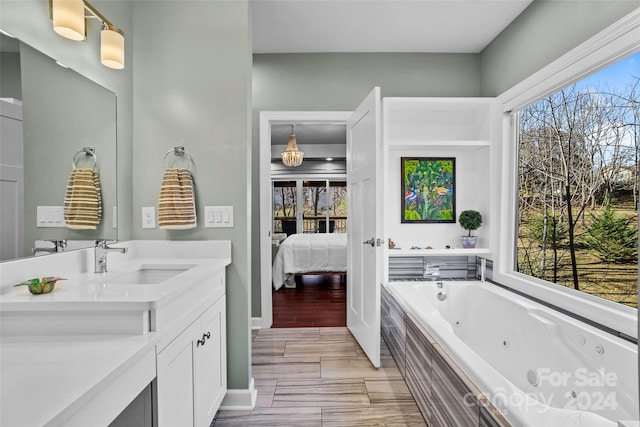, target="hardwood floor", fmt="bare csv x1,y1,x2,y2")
272,275,346,328
213,327,427,426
